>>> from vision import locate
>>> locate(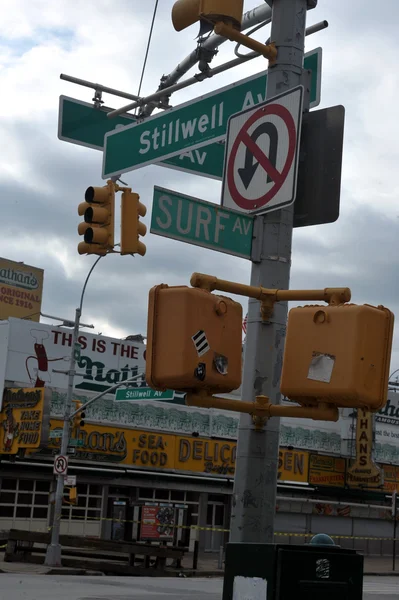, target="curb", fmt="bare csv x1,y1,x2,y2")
365,572,399,577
